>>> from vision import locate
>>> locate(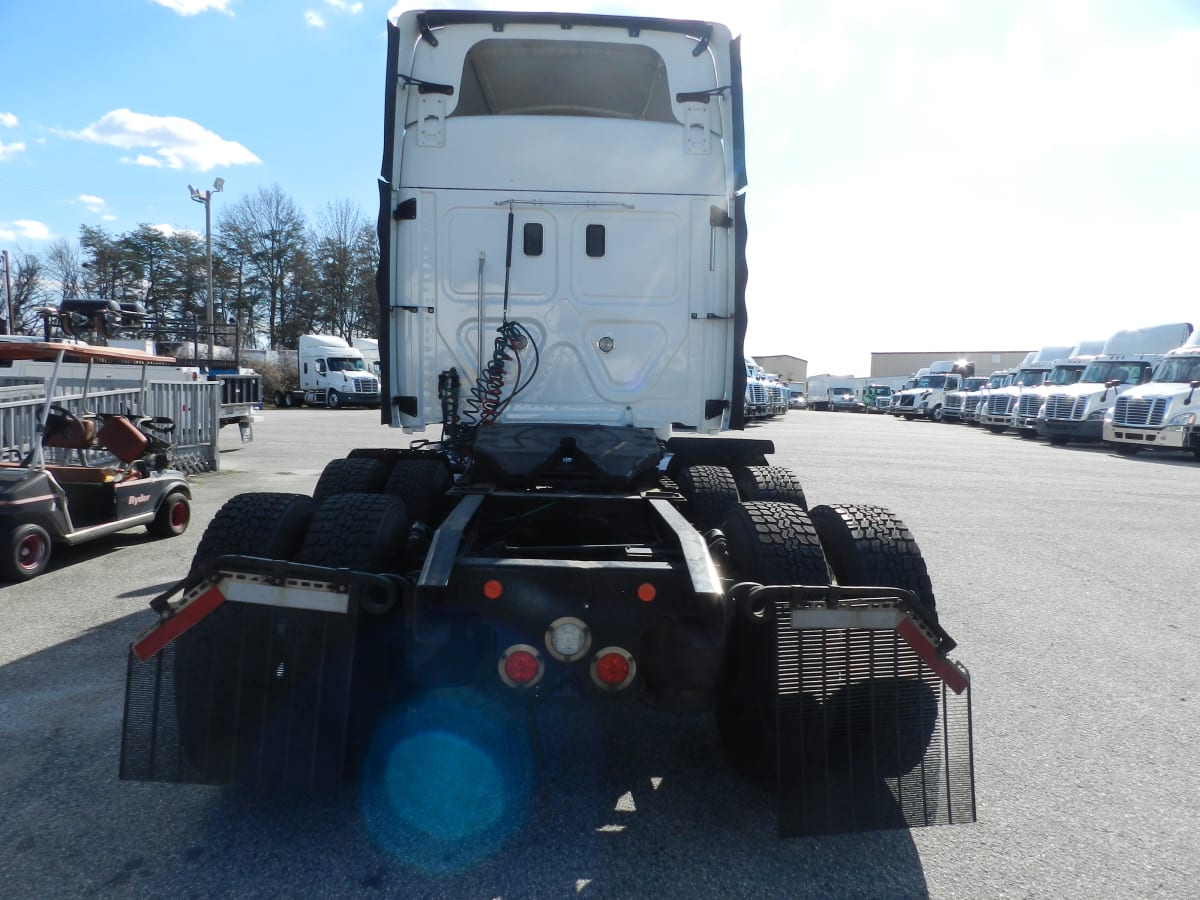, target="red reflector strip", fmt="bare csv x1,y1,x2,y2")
896,617,970,695
131,585,225,662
